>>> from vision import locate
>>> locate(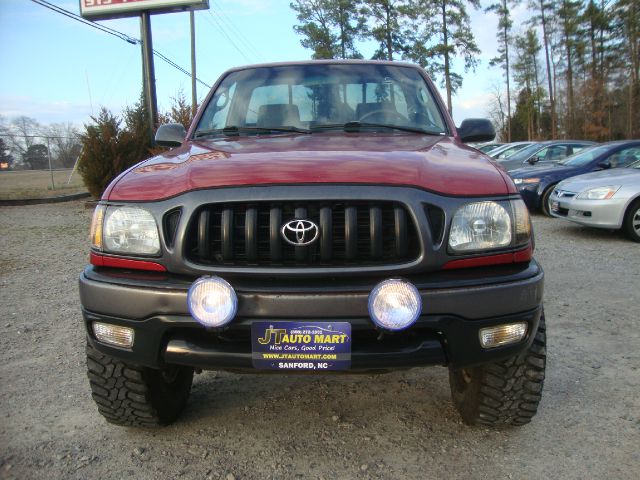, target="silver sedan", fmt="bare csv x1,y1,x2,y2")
549,160,640,242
